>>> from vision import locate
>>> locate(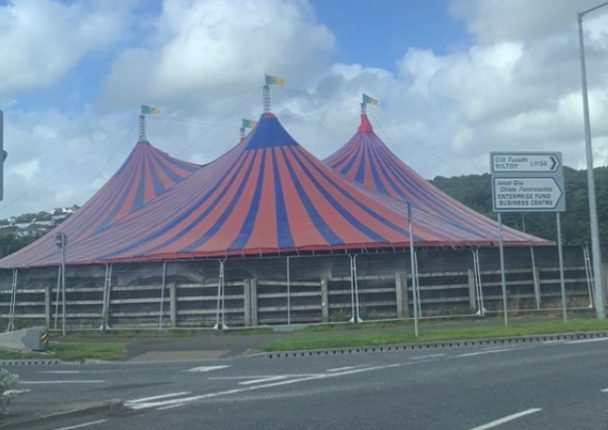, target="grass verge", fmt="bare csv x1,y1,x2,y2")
0,342,126,361
261,318,608,352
